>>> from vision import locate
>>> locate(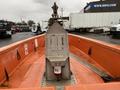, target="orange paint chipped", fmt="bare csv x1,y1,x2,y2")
0,34,120,90
69,34,120,78
65,83,120,90
70,58,104,84
0,87,55,90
